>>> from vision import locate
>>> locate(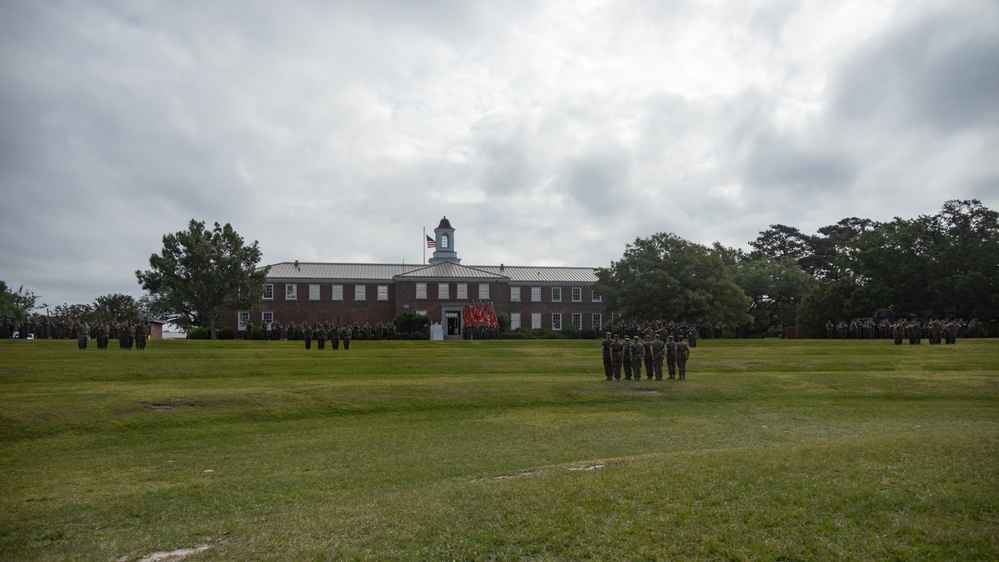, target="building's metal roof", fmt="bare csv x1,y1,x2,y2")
265,262,419,281
397,262,506,280
475,265,599,284
264,261,599,284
